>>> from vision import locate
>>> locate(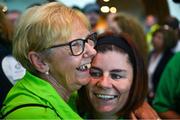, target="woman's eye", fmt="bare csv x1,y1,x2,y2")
71,41,81,47
90,70,102,78
111,73,122,79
